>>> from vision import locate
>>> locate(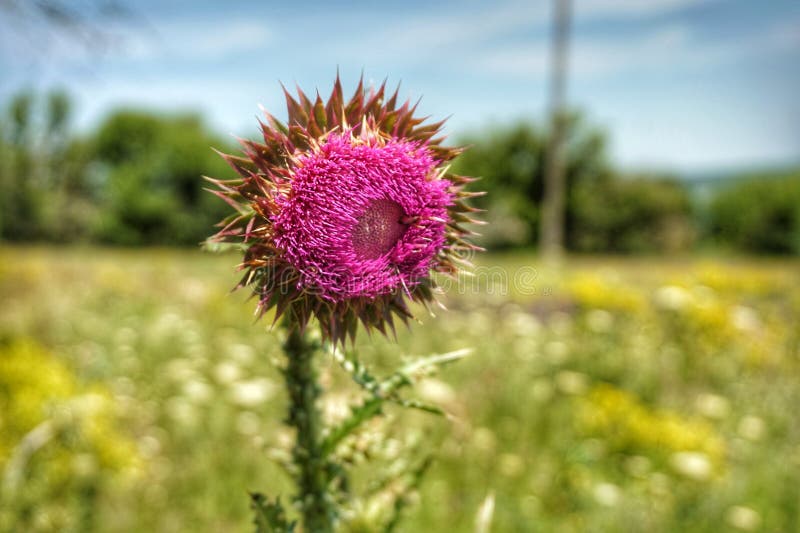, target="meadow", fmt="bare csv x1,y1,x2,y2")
1,247,799,532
